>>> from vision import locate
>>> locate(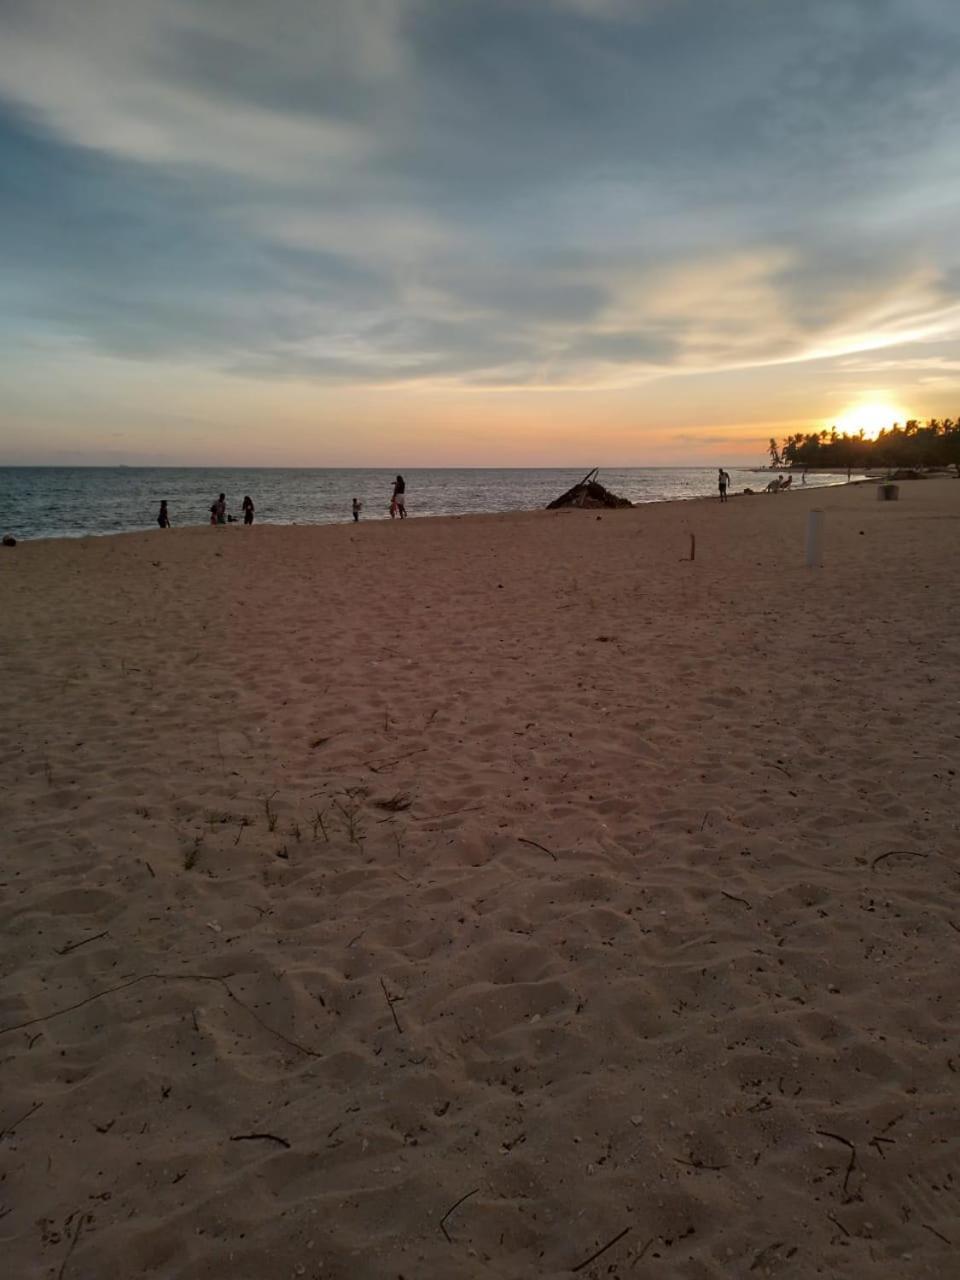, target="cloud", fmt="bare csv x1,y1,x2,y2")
1,0,960,396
